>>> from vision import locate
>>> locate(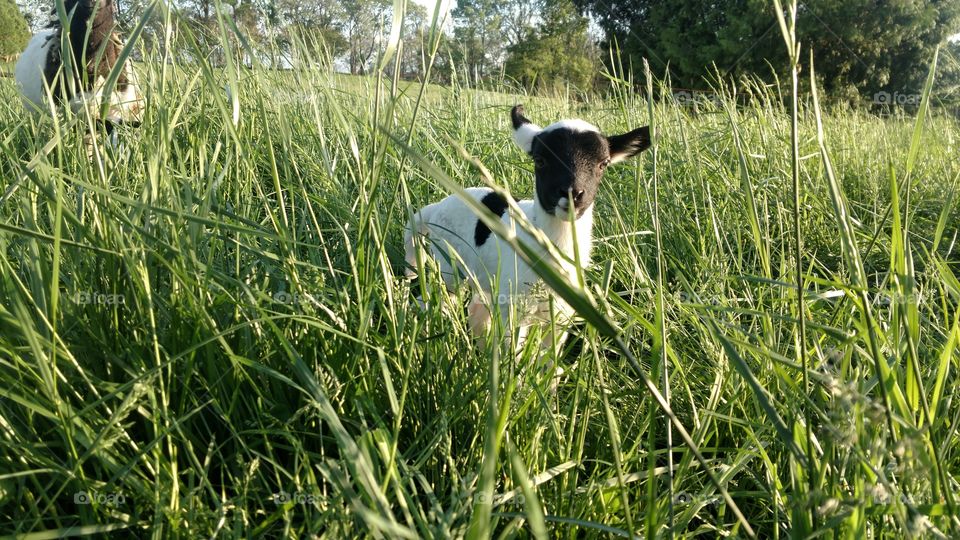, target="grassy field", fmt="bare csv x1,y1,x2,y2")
1,33,959,539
